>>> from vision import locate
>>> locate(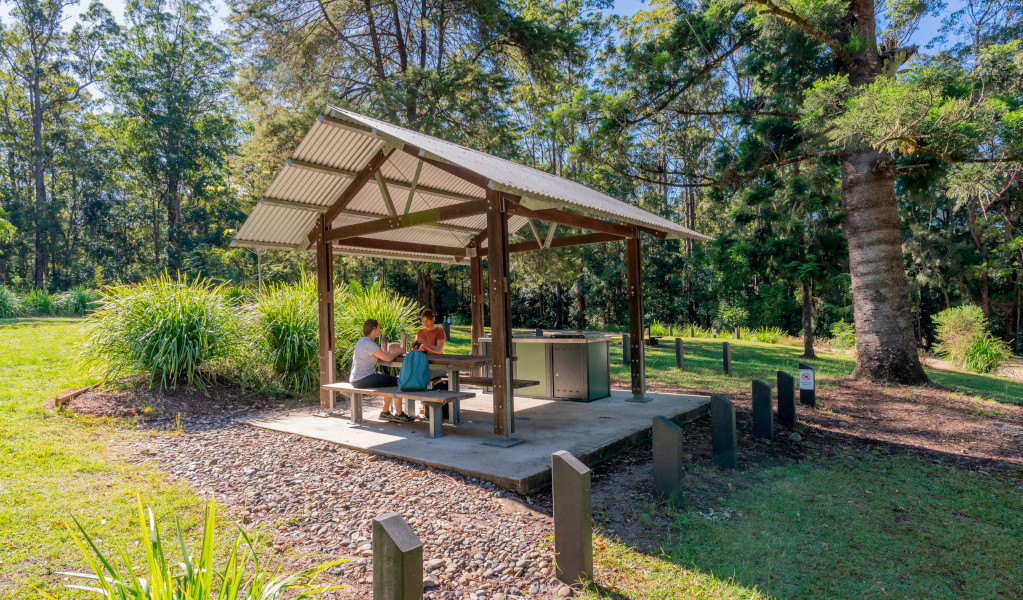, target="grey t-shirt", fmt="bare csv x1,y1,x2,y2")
349,337,380,382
